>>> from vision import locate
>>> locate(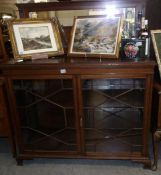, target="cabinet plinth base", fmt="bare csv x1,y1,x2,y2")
15,154,151,168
